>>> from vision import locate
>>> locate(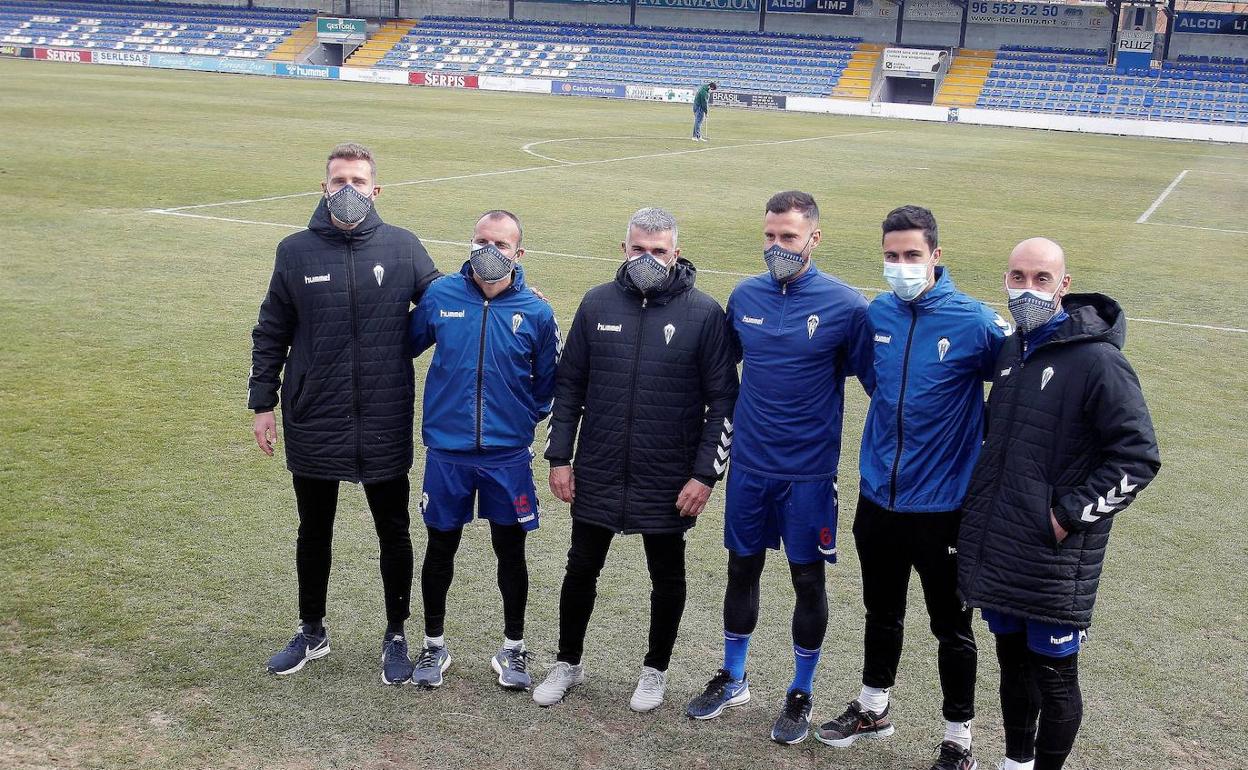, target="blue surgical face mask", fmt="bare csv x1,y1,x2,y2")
764,236,811,284
1006,287,1059,334
470,242,515,283
883,261,931,302
325,184,372,225
625,252,671,294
